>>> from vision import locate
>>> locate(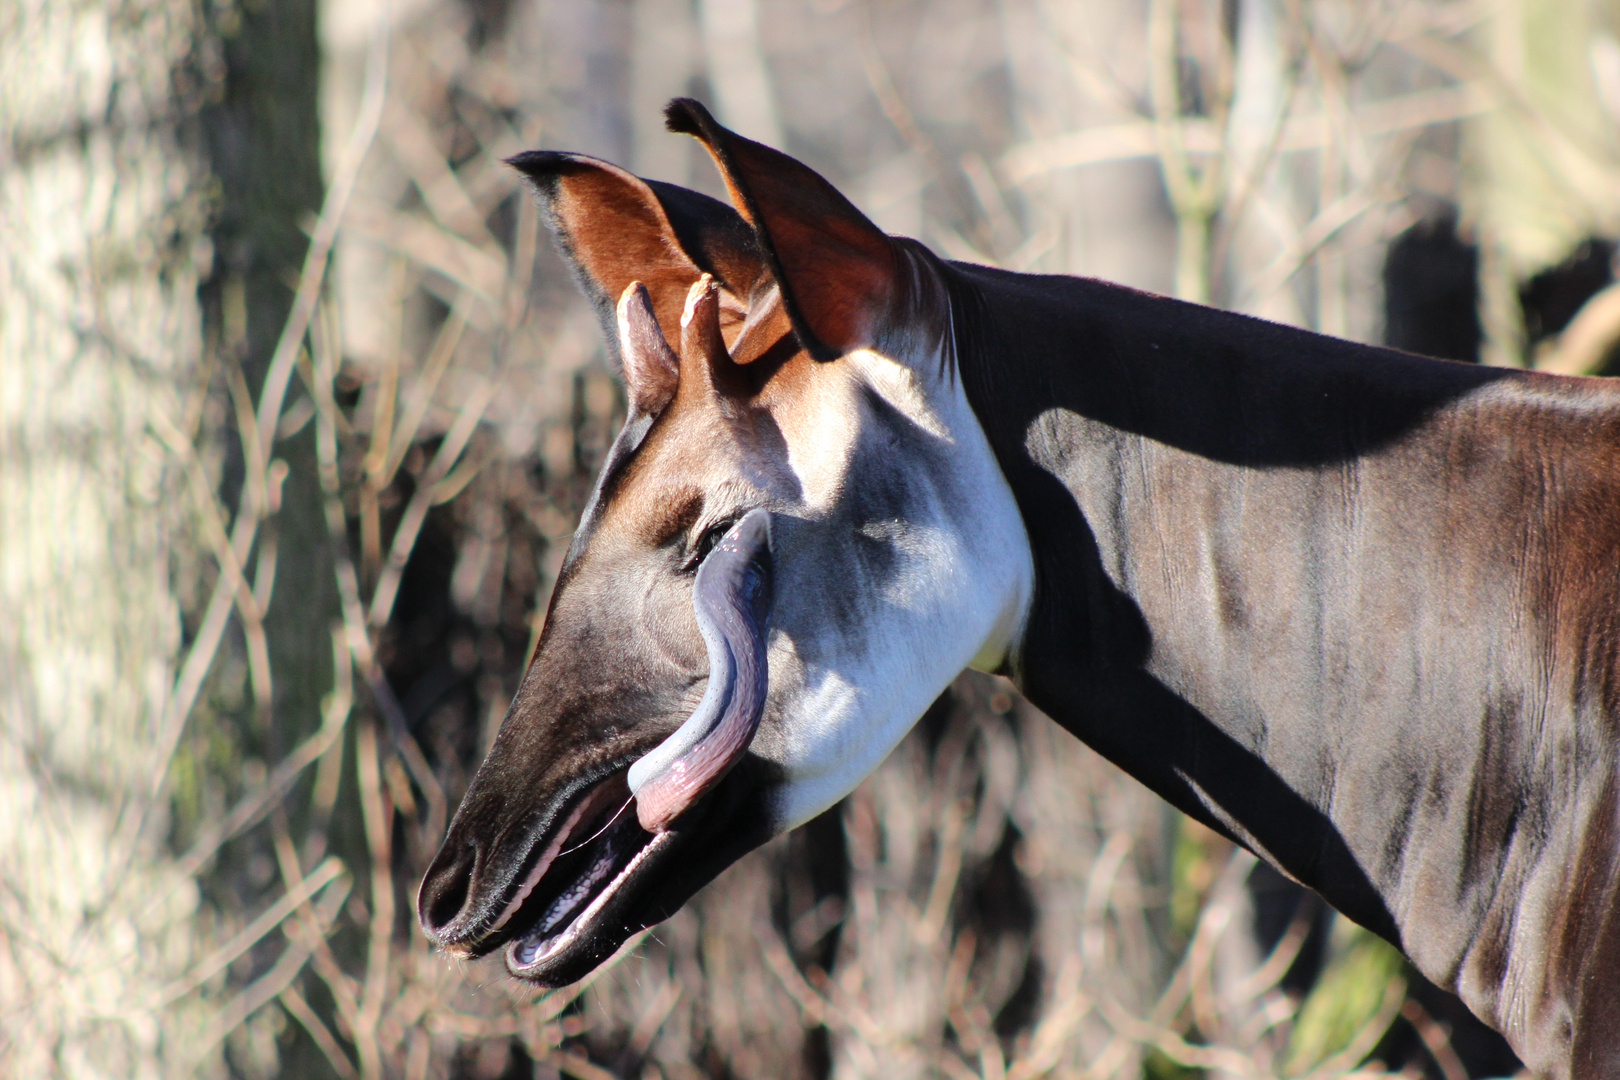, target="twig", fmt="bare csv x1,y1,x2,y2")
143,13,386,814
917,798,966,943
998,83,1491,183
383,99,500,244
856,17,998,256
382,290,473,482
342,201,507,301
252,16,389,474
303,626,355,870
154,858,346,1006
1536,282,1620,375
280,983,362,1080
1005,959,1092,1080
625,979,682,1059
547,1051,621,1080
360,257,412,585
1300,975,1407,1079
307,288,451,842
1033,0,1154,120
1227,892,1318,1005
1399,997,1469,1080
1096,995,1260,1076
1241,185,1385,304
155,651,353,894
188,873,351,1068
354,718,394,1080
1081,846,1246,1080
368,374,496,630
274,818,366,1047
1396,30,1620,196
506,181,541,328
1148,0,1226,302
146,404,272,723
